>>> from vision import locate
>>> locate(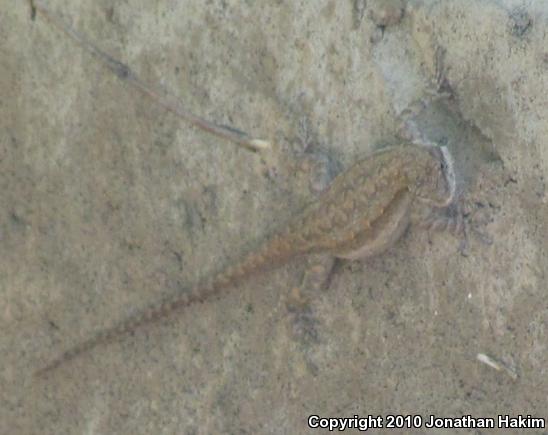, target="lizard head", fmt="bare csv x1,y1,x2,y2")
412,145,457,208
